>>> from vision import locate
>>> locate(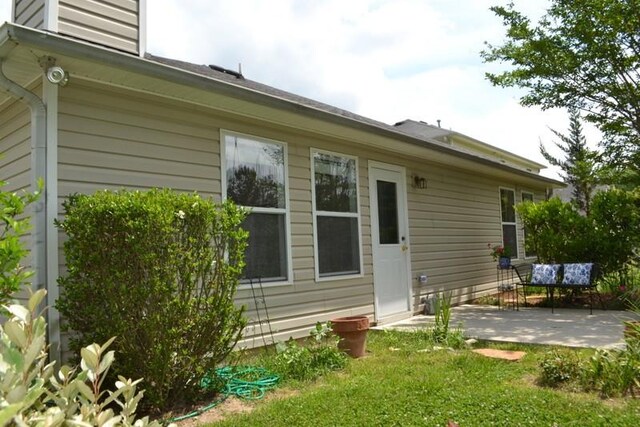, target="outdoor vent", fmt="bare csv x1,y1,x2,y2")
208,64,244,79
